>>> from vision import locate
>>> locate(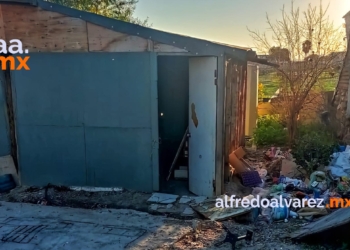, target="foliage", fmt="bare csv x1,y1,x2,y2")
292,123,337,175
252,115,287,146
258,83,266,101
247,1,345,145
46,0,151,27
268,47,290,62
